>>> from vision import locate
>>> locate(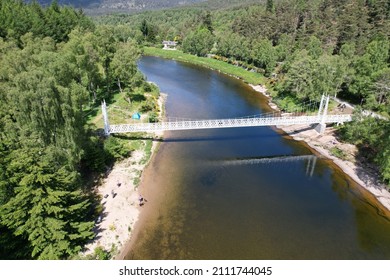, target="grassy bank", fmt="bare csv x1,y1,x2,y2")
86,88,159,177
143,47,266,85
